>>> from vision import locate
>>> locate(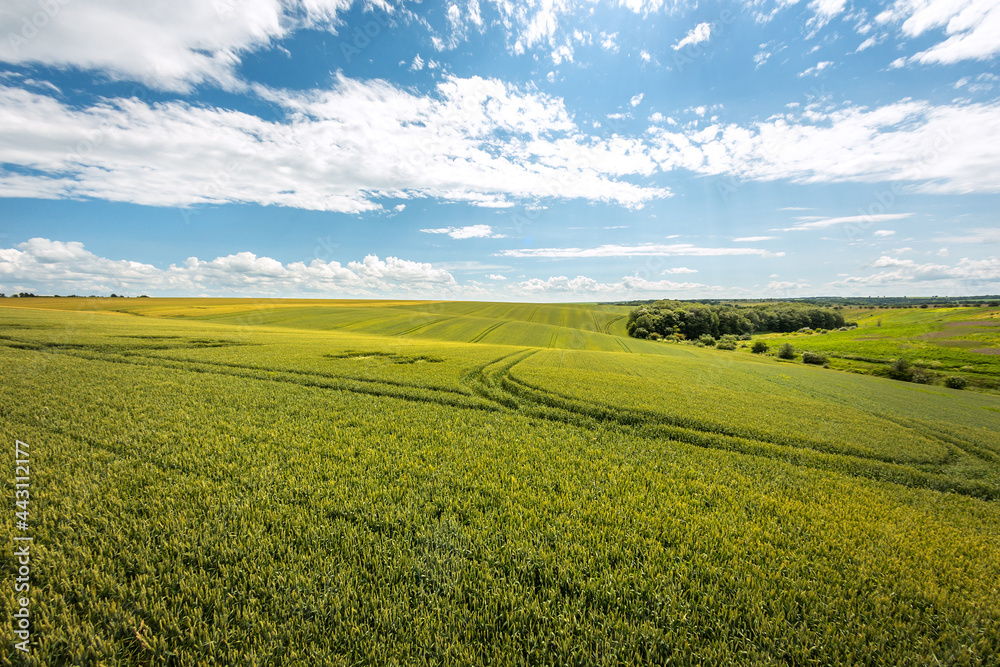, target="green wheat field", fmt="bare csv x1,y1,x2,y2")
3,298,1000,665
